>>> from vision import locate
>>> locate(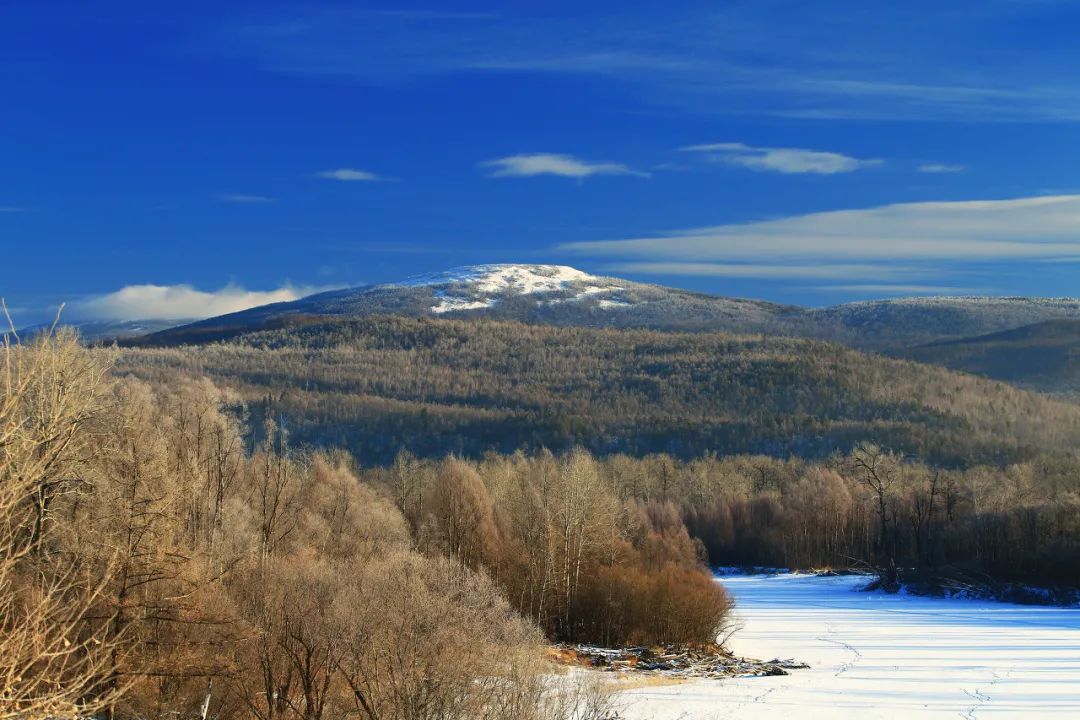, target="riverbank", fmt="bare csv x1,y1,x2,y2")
551,644,808,679
614,572,1080,719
